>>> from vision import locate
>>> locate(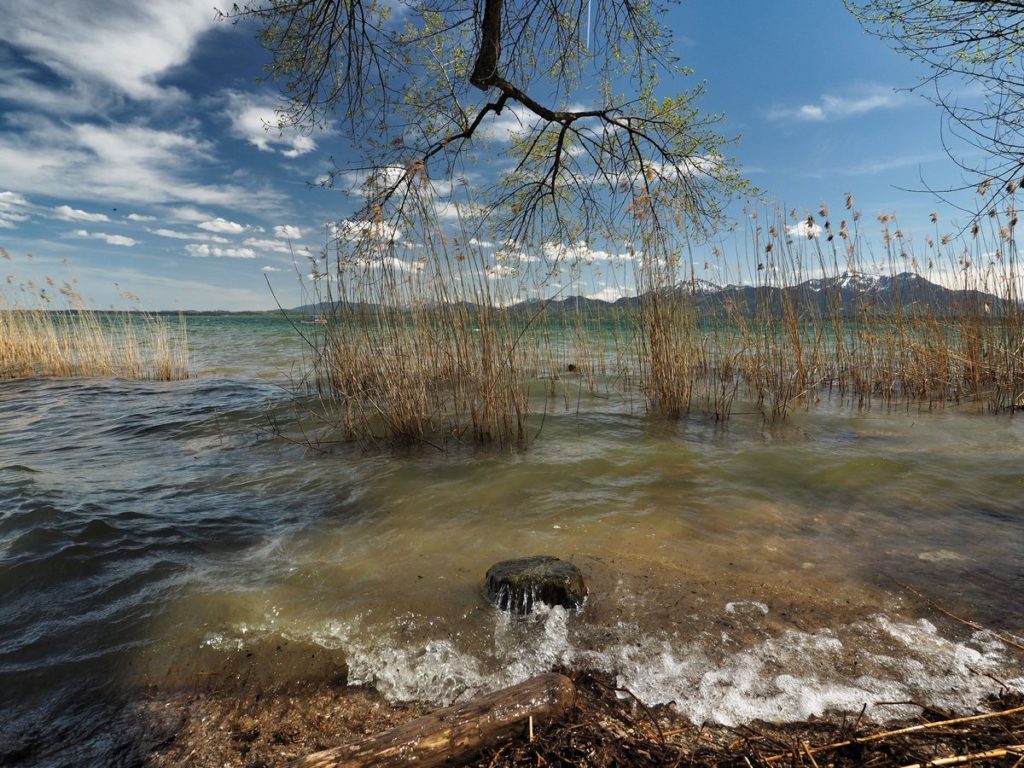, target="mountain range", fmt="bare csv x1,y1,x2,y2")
293,271,1012,318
